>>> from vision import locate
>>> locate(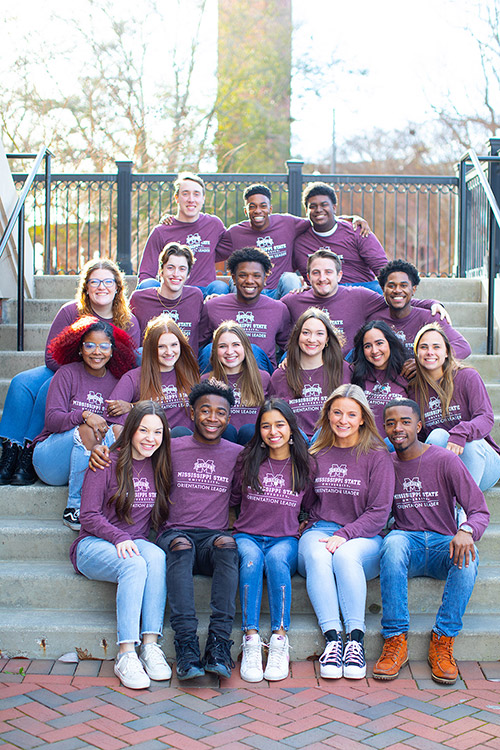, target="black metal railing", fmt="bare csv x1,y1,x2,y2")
13,160,458,278
1,146,52,350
